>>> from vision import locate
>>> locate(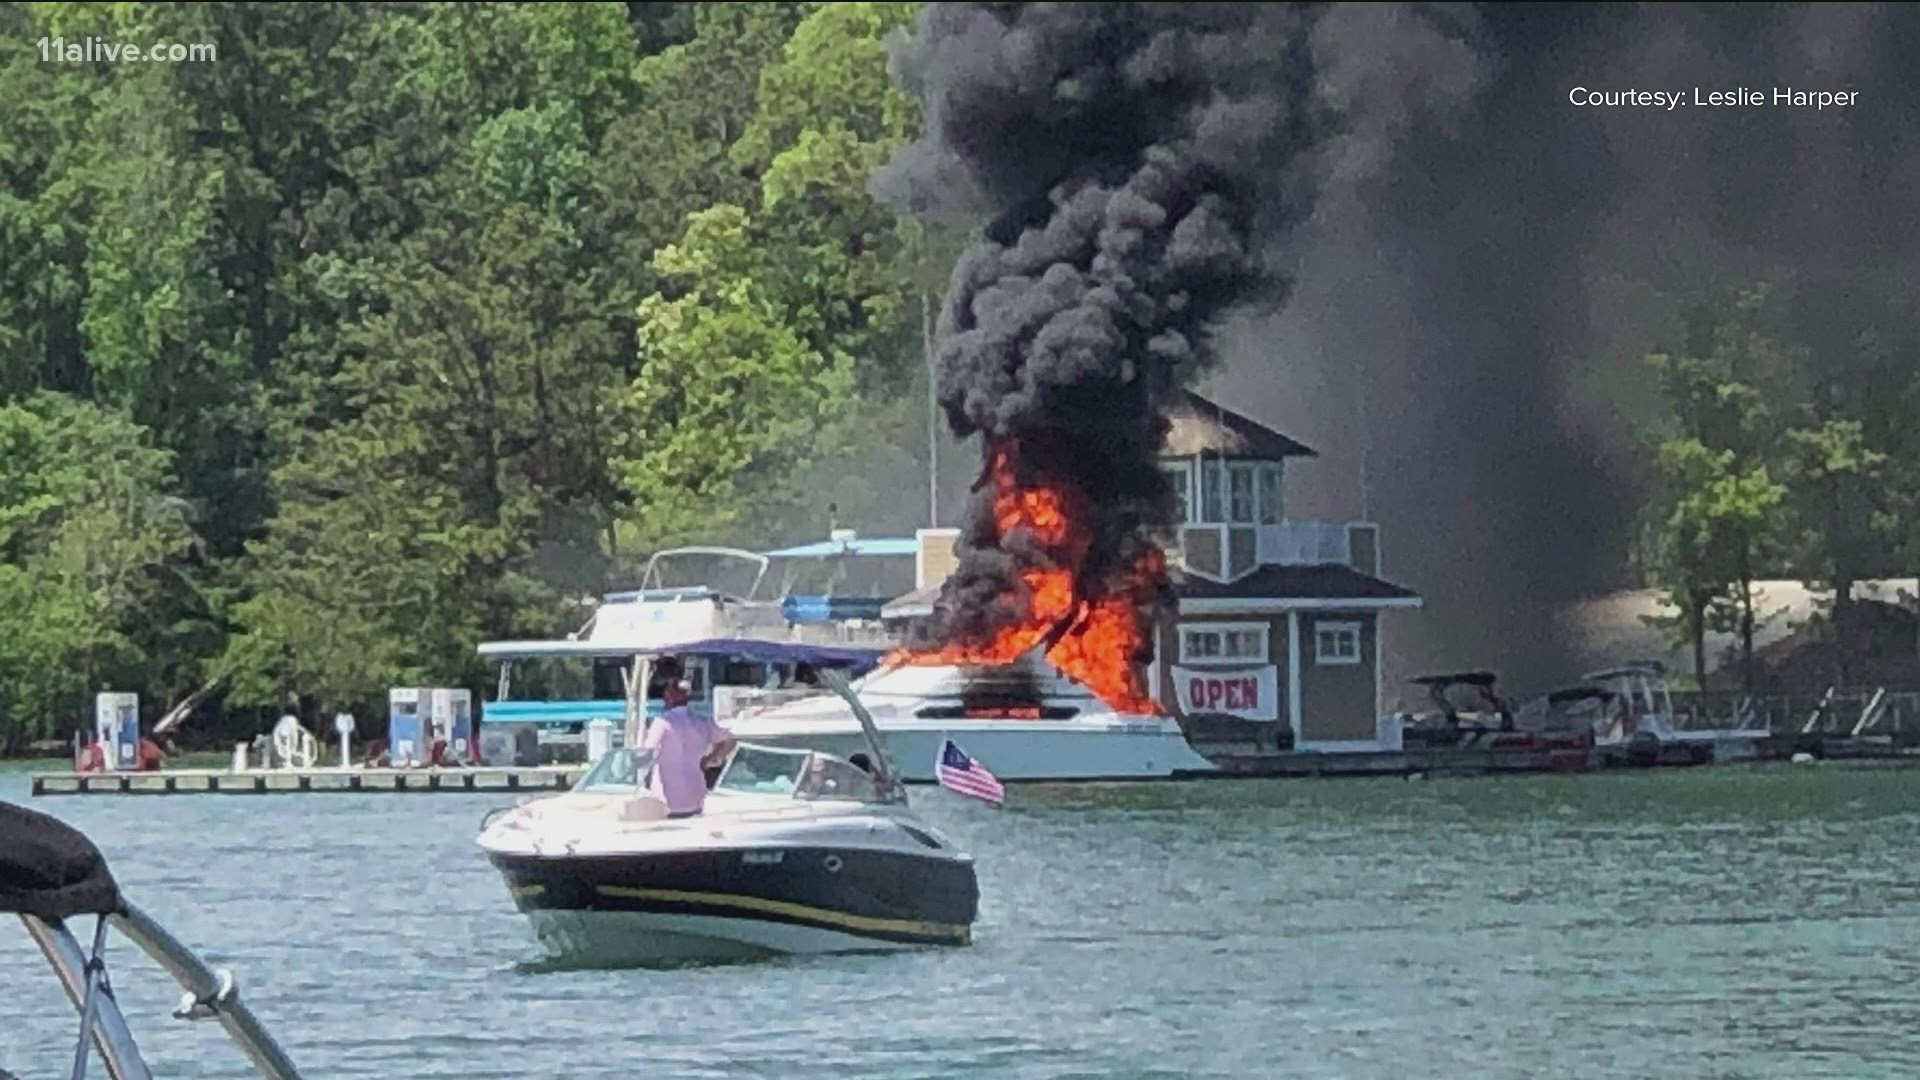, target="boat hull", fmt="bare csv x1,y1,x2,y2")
523,909,929,964
722,718,1219,782
488,844,976,964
